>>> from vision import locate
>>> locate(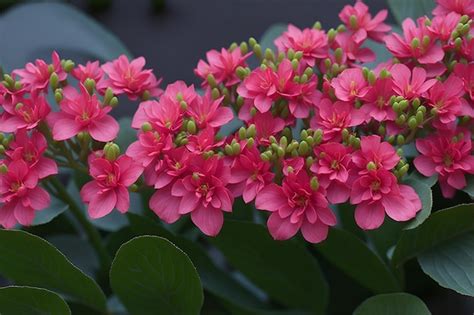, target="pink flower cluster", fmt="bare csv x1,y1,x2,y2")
1,0,473,243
